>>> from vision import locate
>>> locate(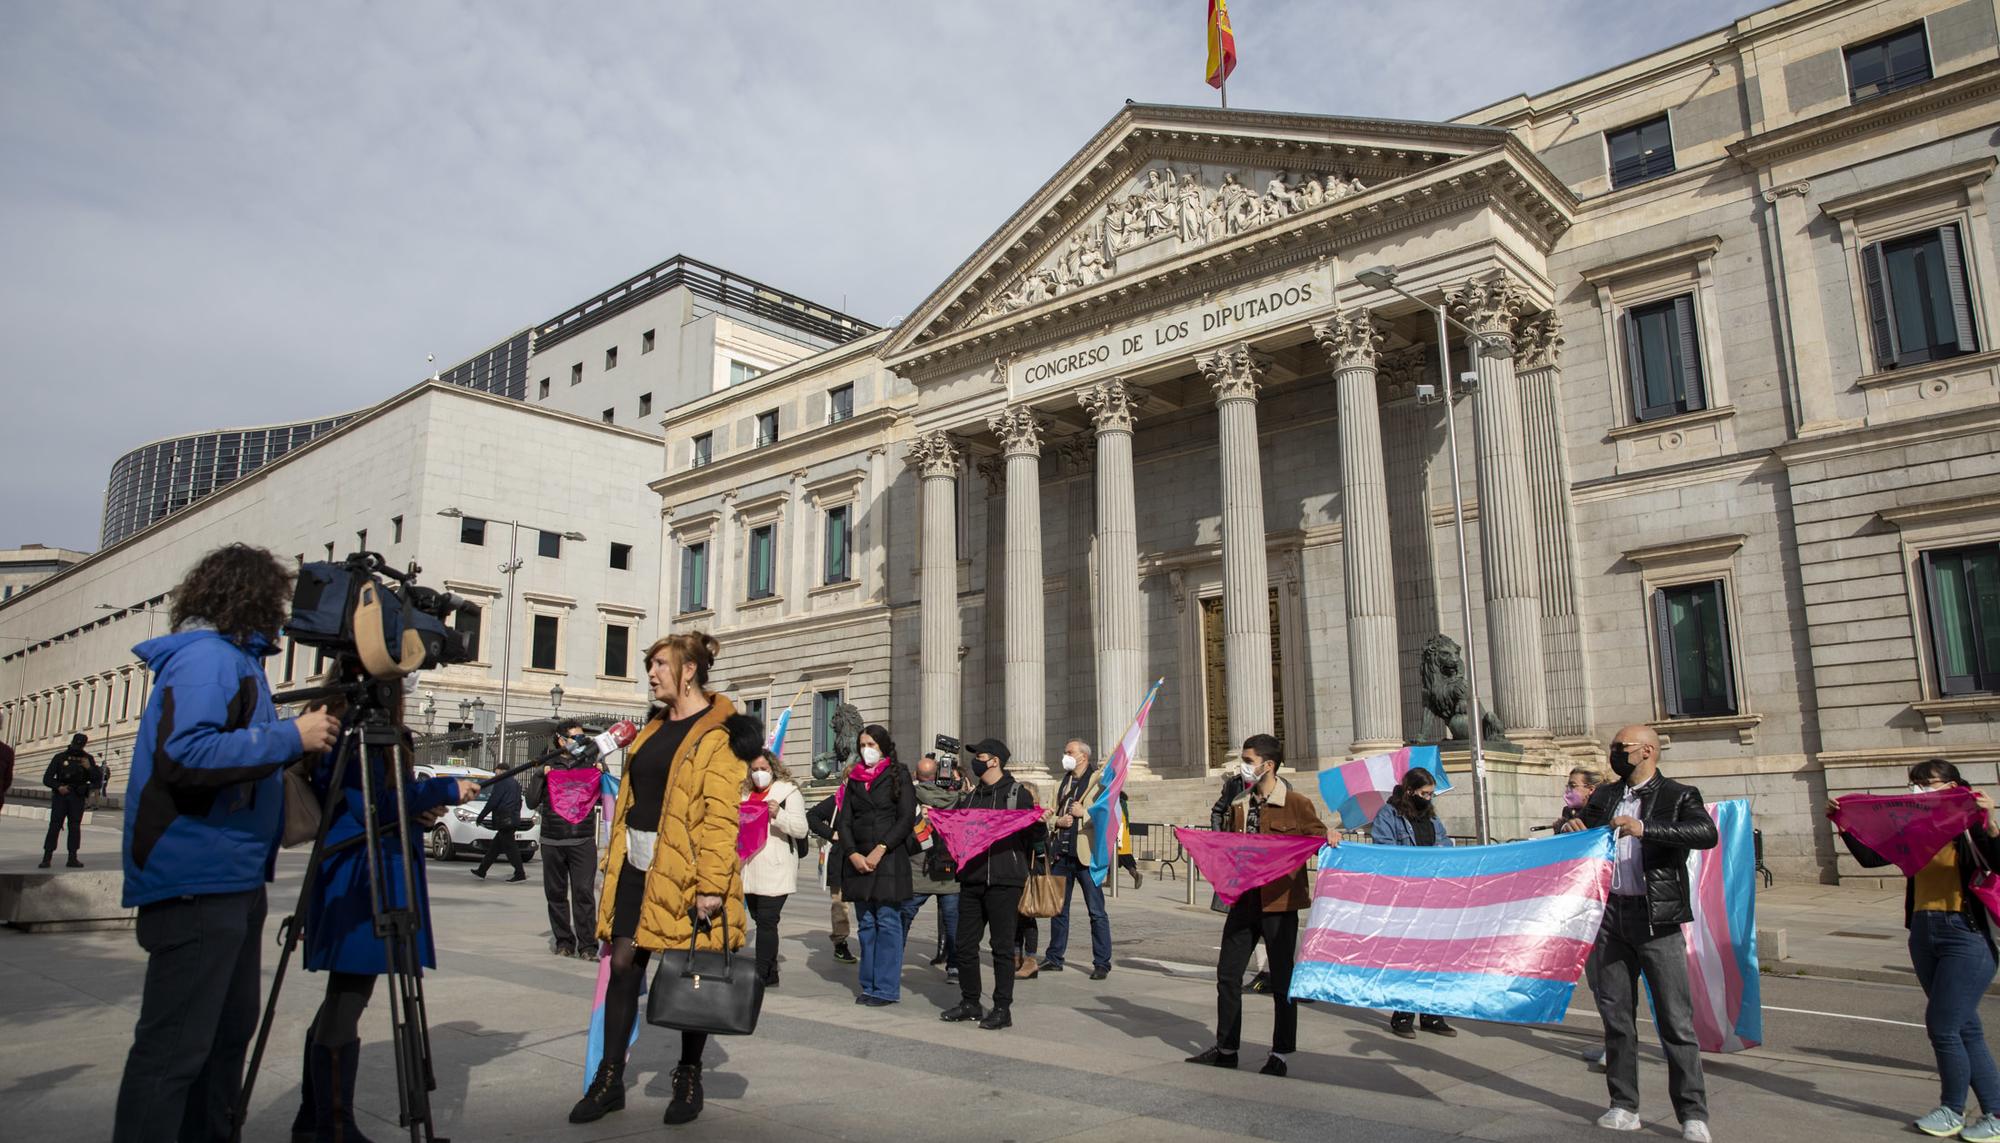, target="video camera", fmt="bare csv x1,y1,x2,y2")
933,734,961,782
285,552,475,680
